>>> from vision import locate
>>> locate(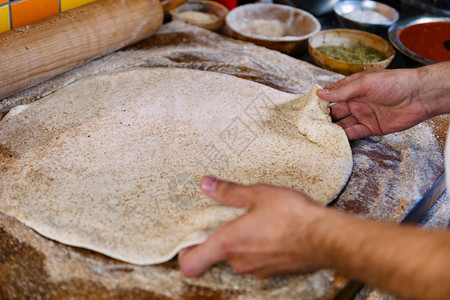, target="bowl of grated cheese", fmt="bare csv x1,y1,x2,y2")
225,3,321,55
334,0,399,33
170,0,229,31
